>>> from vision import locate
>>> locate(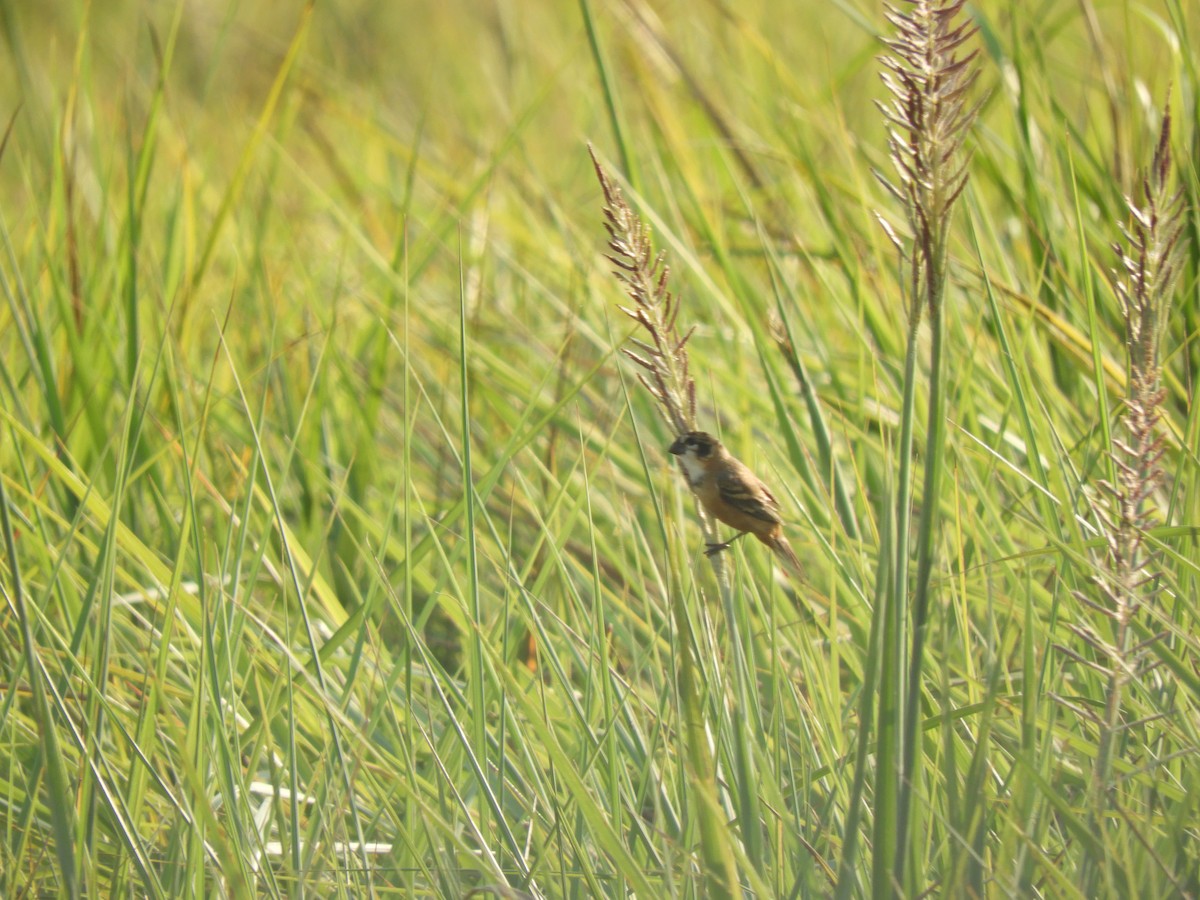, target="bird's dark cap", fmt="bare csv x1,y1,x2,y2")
669,431,718,455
